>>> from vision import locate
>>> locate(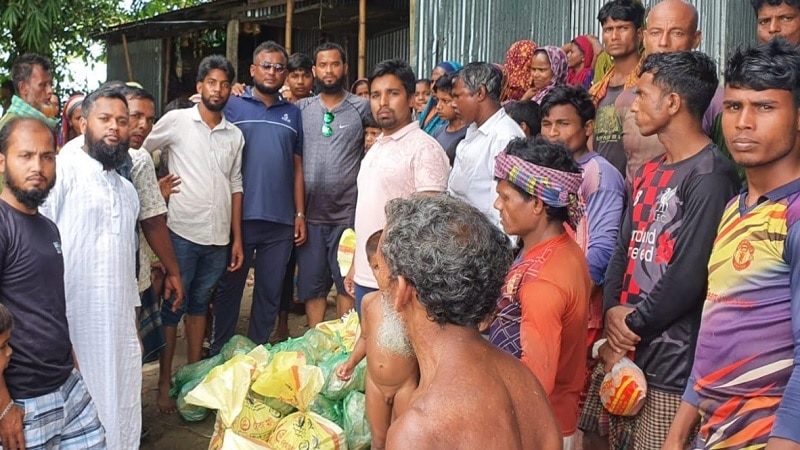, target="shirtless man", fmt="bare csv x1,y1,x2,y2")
336,230,418,449
380,194,562,450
